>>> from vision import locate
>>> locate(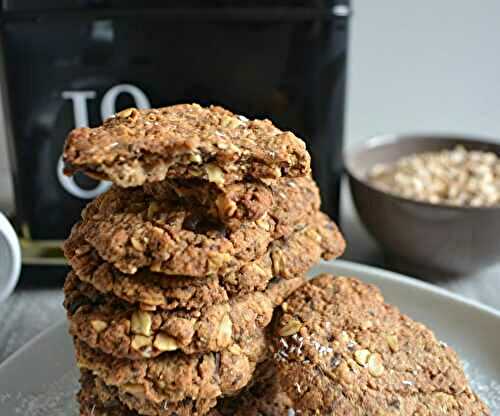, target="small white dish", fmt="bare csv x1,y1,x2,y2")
0,212,21,303
0,259,498,415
